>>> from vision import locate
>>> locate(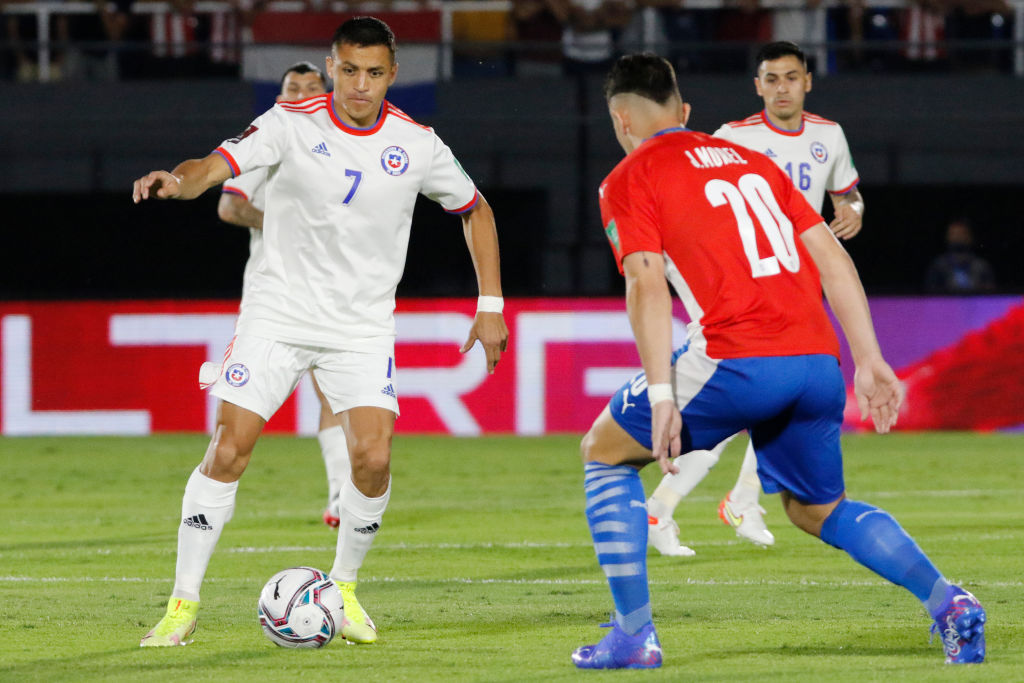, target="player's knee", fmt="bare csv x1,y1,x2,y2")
781,491,842,537
206,438,252,480
348,435,391,474
580,427,599,464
